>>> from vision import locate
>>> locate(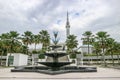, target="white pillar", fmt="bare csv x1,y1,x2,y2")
77,53,83,66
